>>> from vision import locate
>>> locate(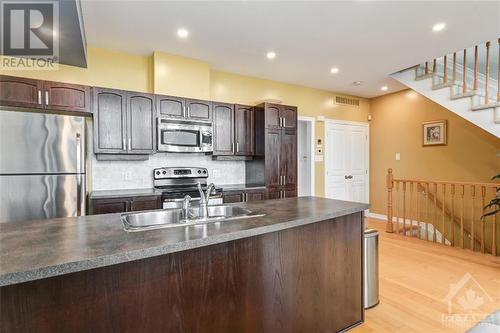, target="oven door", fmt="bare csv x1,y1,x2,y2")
157,120,213,152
